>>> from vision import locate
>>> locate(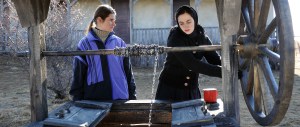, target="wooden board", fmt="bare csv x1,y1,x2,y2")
11,0,50,27
215,0,241,125
43,100,112,127
99,100,171,125
171,99,215,127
